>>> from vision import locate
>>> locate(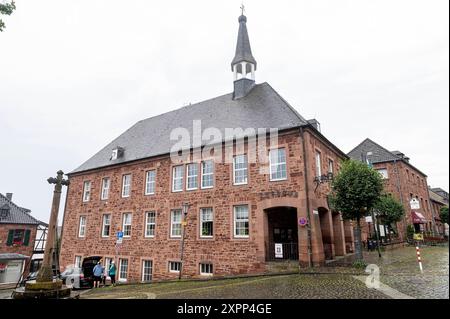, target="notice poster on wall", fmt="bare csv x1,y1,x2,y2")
275,244,283,259
378,225,386,237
